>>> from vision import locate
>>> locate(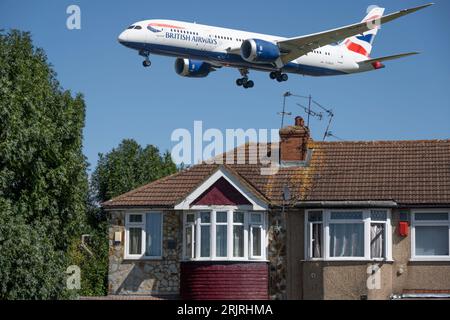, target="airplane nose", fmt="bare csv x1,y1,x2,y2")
118,31,128,44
